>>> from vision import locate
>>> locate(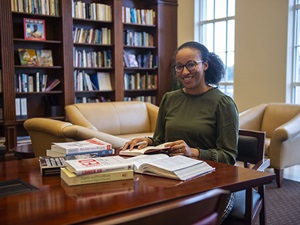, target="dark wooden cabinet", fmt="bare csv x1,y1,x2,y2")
0,0,177,150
